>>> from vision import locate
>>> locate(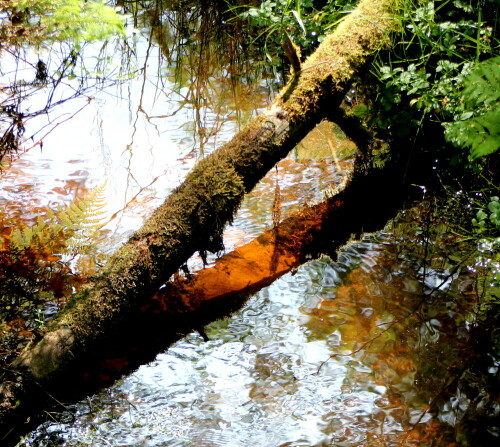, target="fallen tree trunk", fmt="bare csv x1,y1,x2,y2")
0,0,398,443
73,155,412,385
1,155,413,445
